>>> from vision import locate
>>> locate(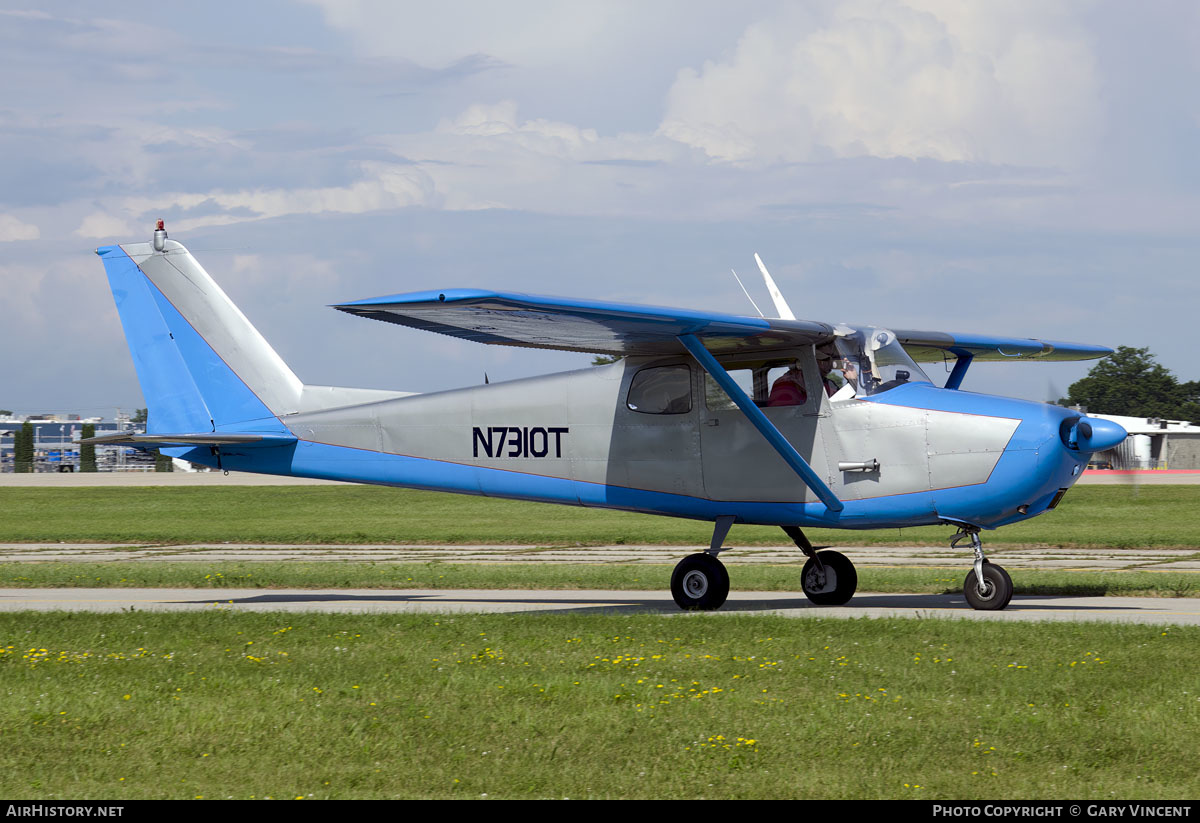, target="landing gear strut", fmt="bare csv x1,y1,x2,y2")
951,526,1013,611
783,525,858,606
